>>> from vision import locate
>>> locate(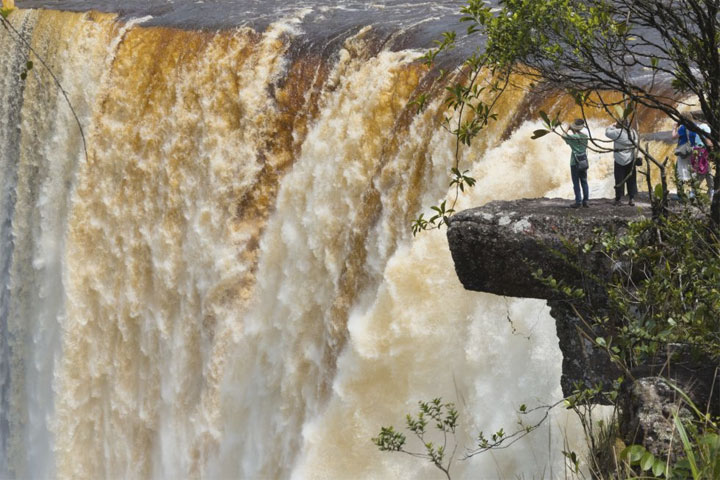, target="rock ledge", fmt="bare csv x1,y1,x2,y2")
446,196,652,396
447,197,650,299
